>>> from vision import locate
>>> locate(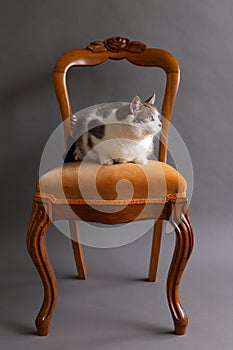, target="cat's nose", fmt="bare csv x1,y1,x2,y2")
158,122,162,127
